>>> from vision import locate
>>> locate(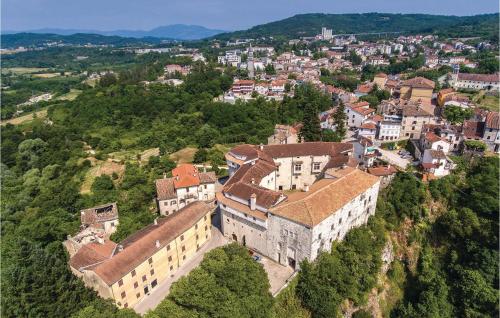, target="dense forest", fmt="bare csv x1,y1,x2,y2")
214,13,500,42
